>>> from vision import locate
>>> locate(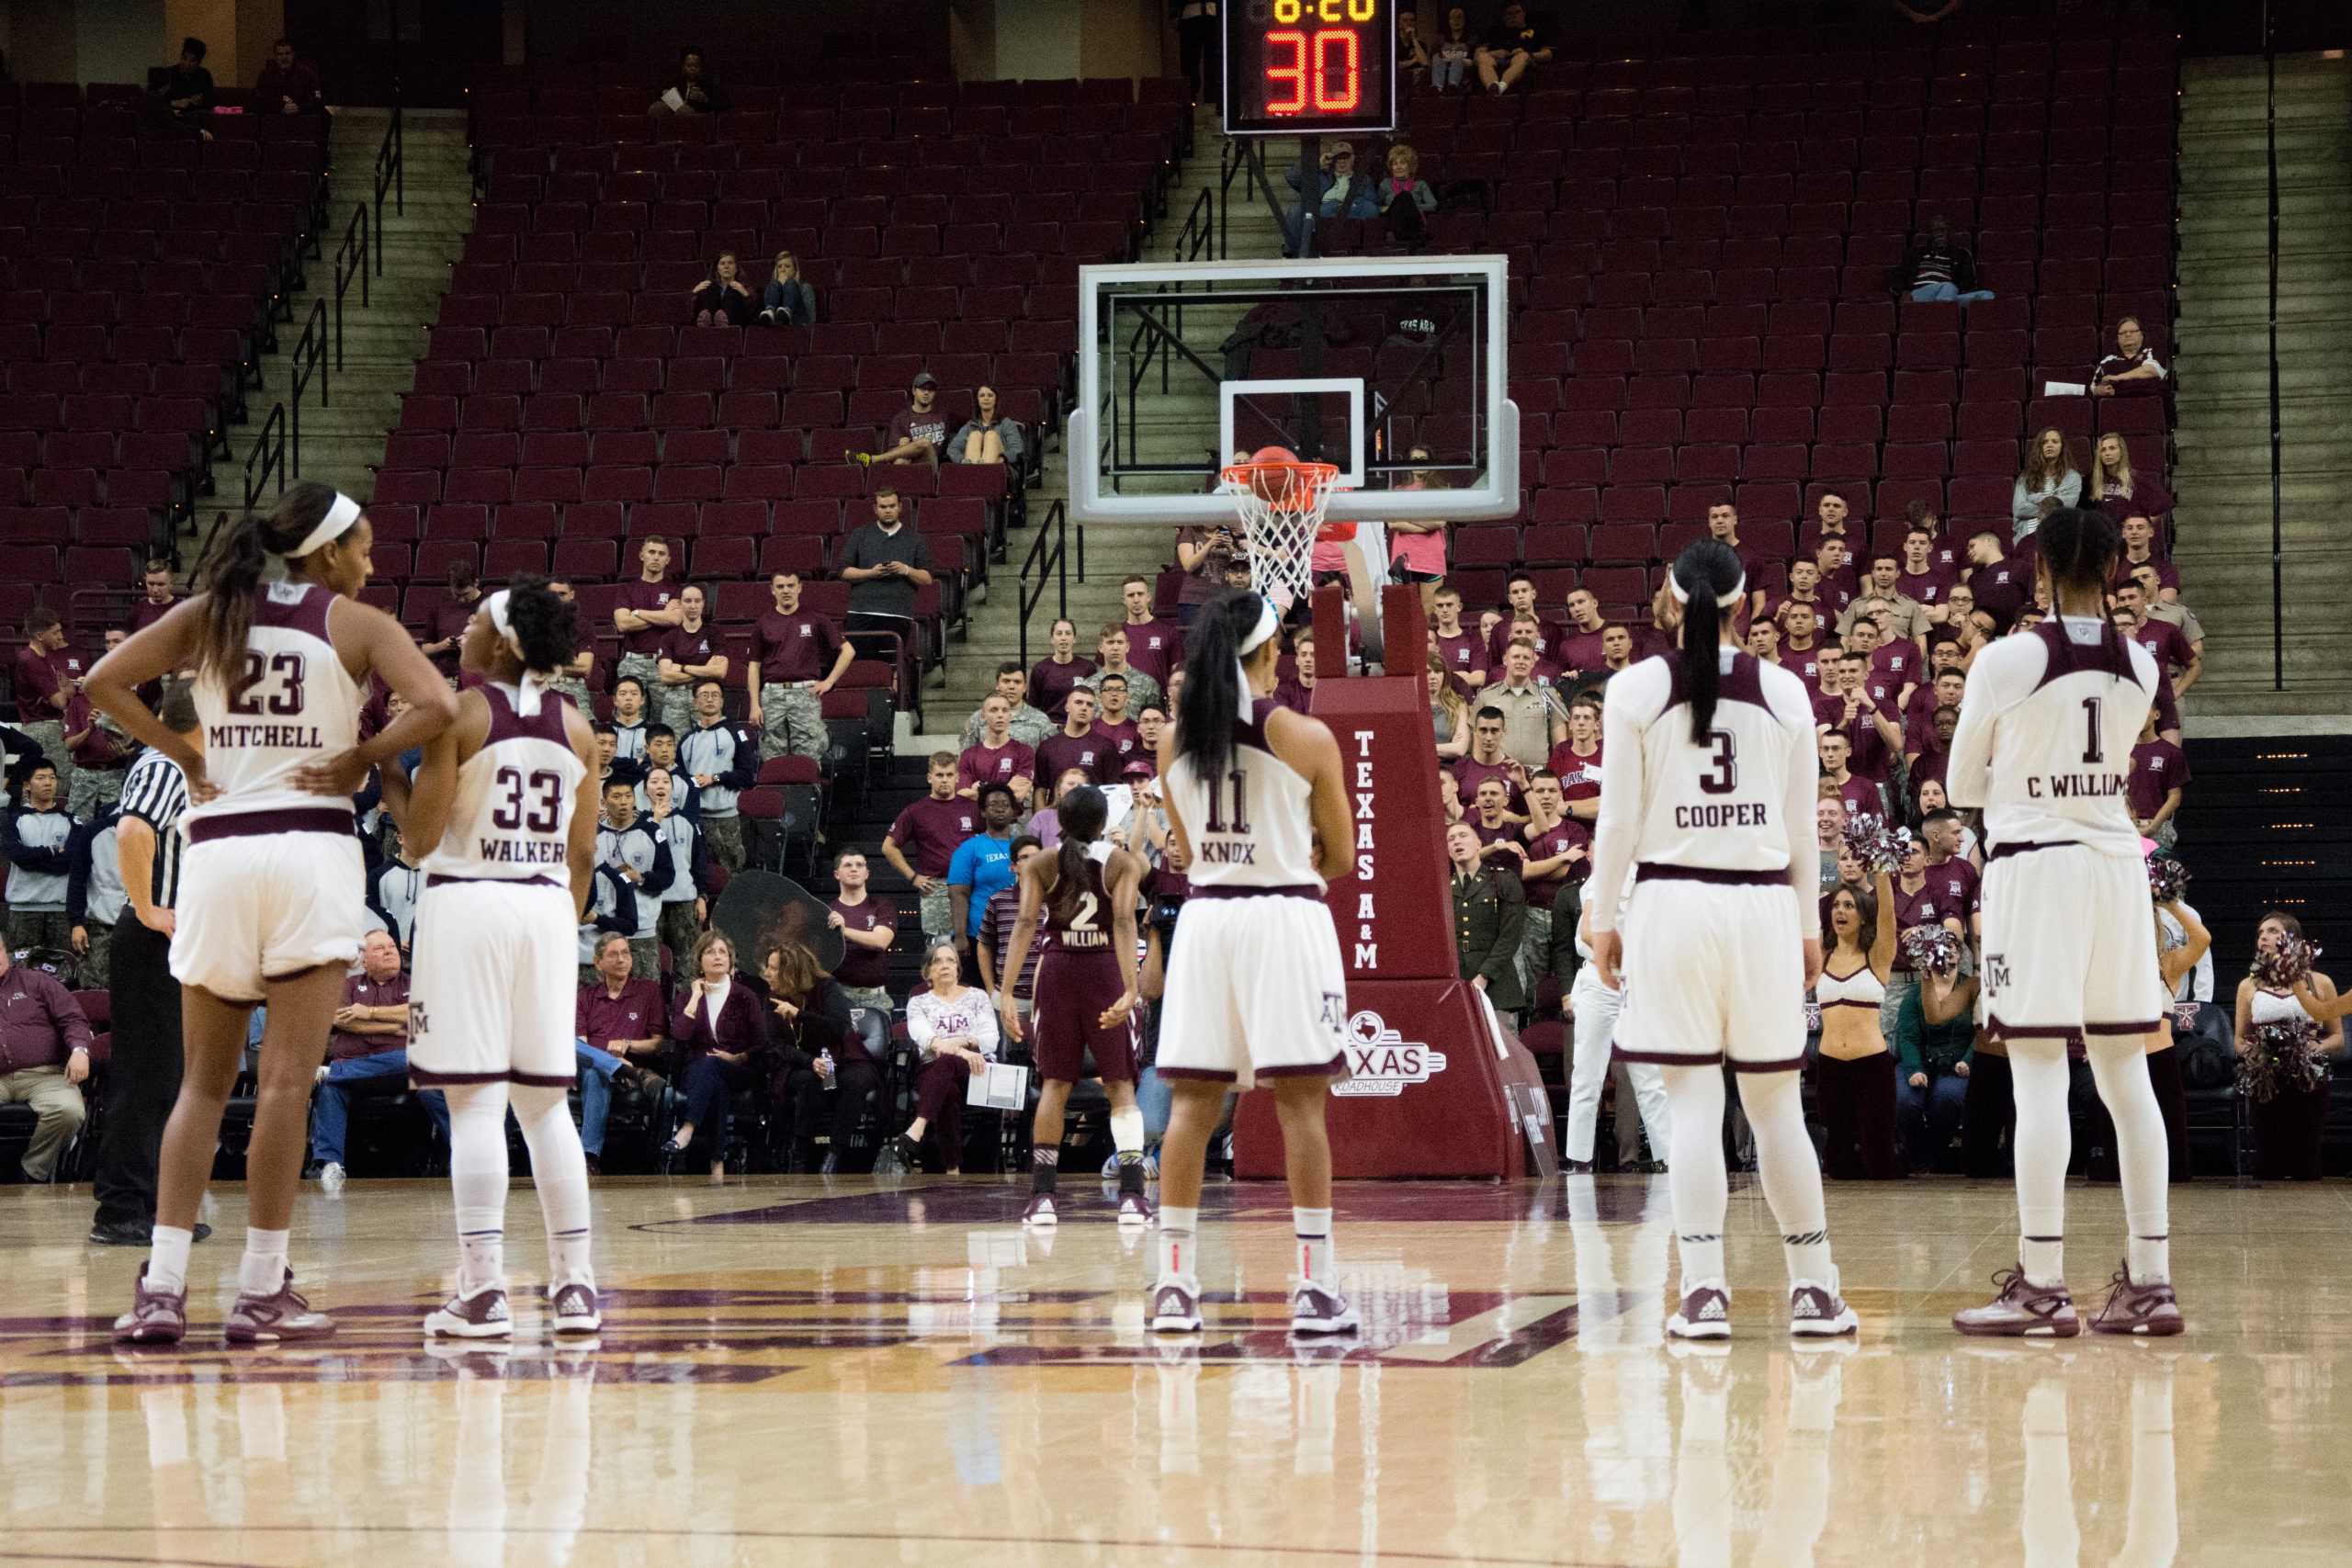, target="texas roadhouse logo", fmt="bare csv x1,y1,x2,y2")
1333,1010,1448,1098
